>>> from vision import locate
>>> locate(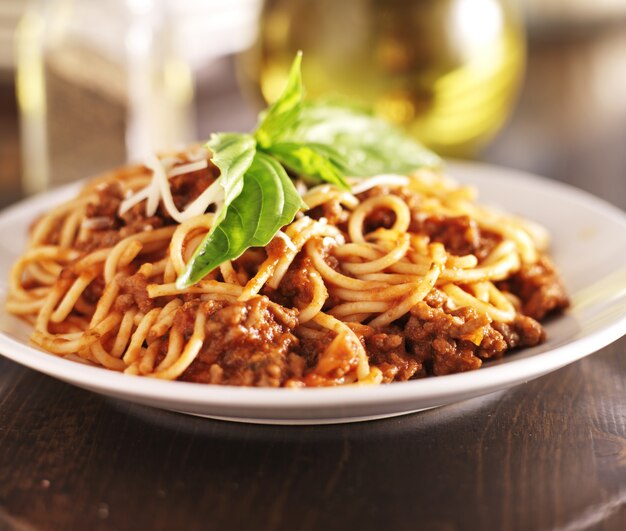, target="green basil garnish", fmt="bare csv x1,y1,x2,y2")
205,132,257,224
176,52,439,287
254,51,304,149
274,101,442,176
265,142,350,191
176,152,303,288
